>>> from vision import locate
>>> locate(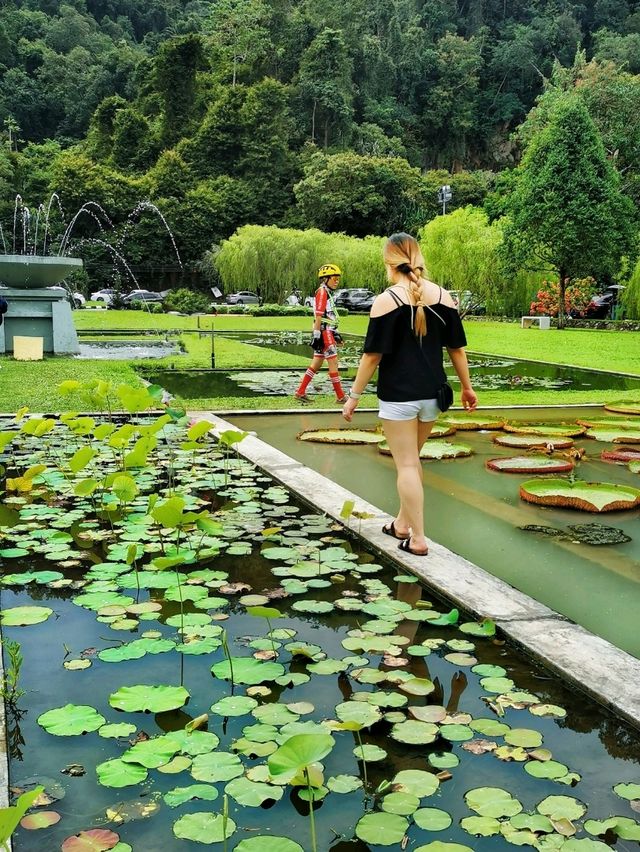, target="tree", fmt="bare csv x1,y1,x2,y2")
154,34,204,146
203,0,271,88
503,95,637,328
298,28,353,148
